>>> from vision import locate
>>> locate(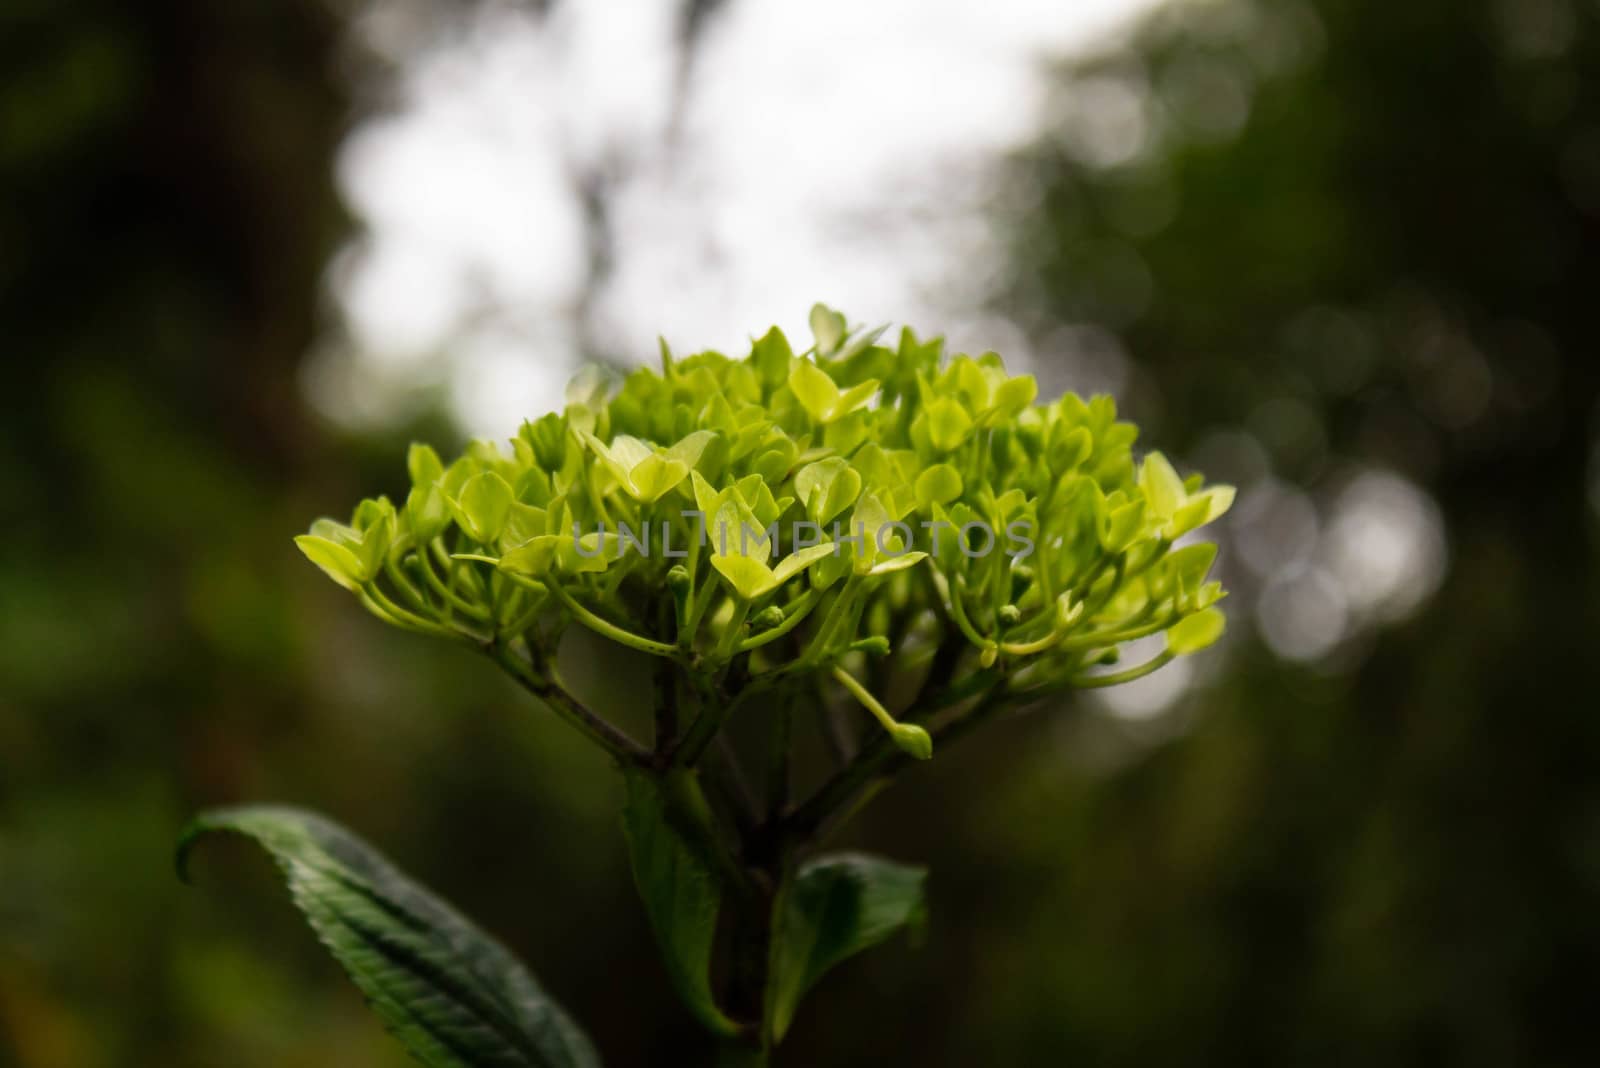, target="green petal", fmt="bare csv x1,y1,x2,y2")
628,454,690,503
914,464,964,509
1138,451,1186,520
406,442,444,487
770,542,840,586
789,360,841,423
448,471,515,544
1167,607,1226,655
711,552,780,600
925,397,974,452
294,534,366,590
1099,499,1146,553
809,303,847,356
